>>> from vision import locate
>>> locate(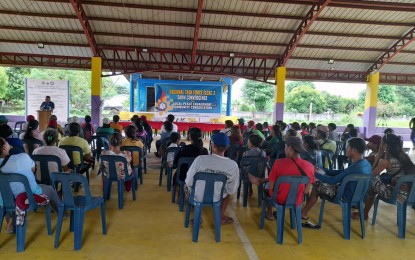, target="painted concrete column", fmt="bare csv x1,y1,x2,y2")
90,57,102,127
273,66,286,123
363,71,380,136
129,73,141,112
222,78,233,116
